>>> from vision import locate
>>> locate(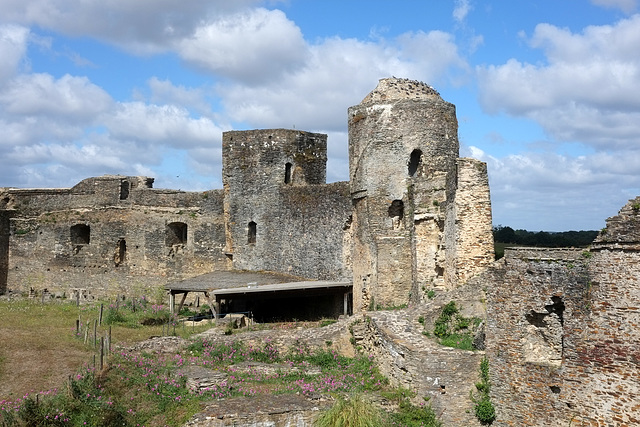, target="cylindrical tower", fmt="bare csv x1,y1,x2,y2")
348,78,460,311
